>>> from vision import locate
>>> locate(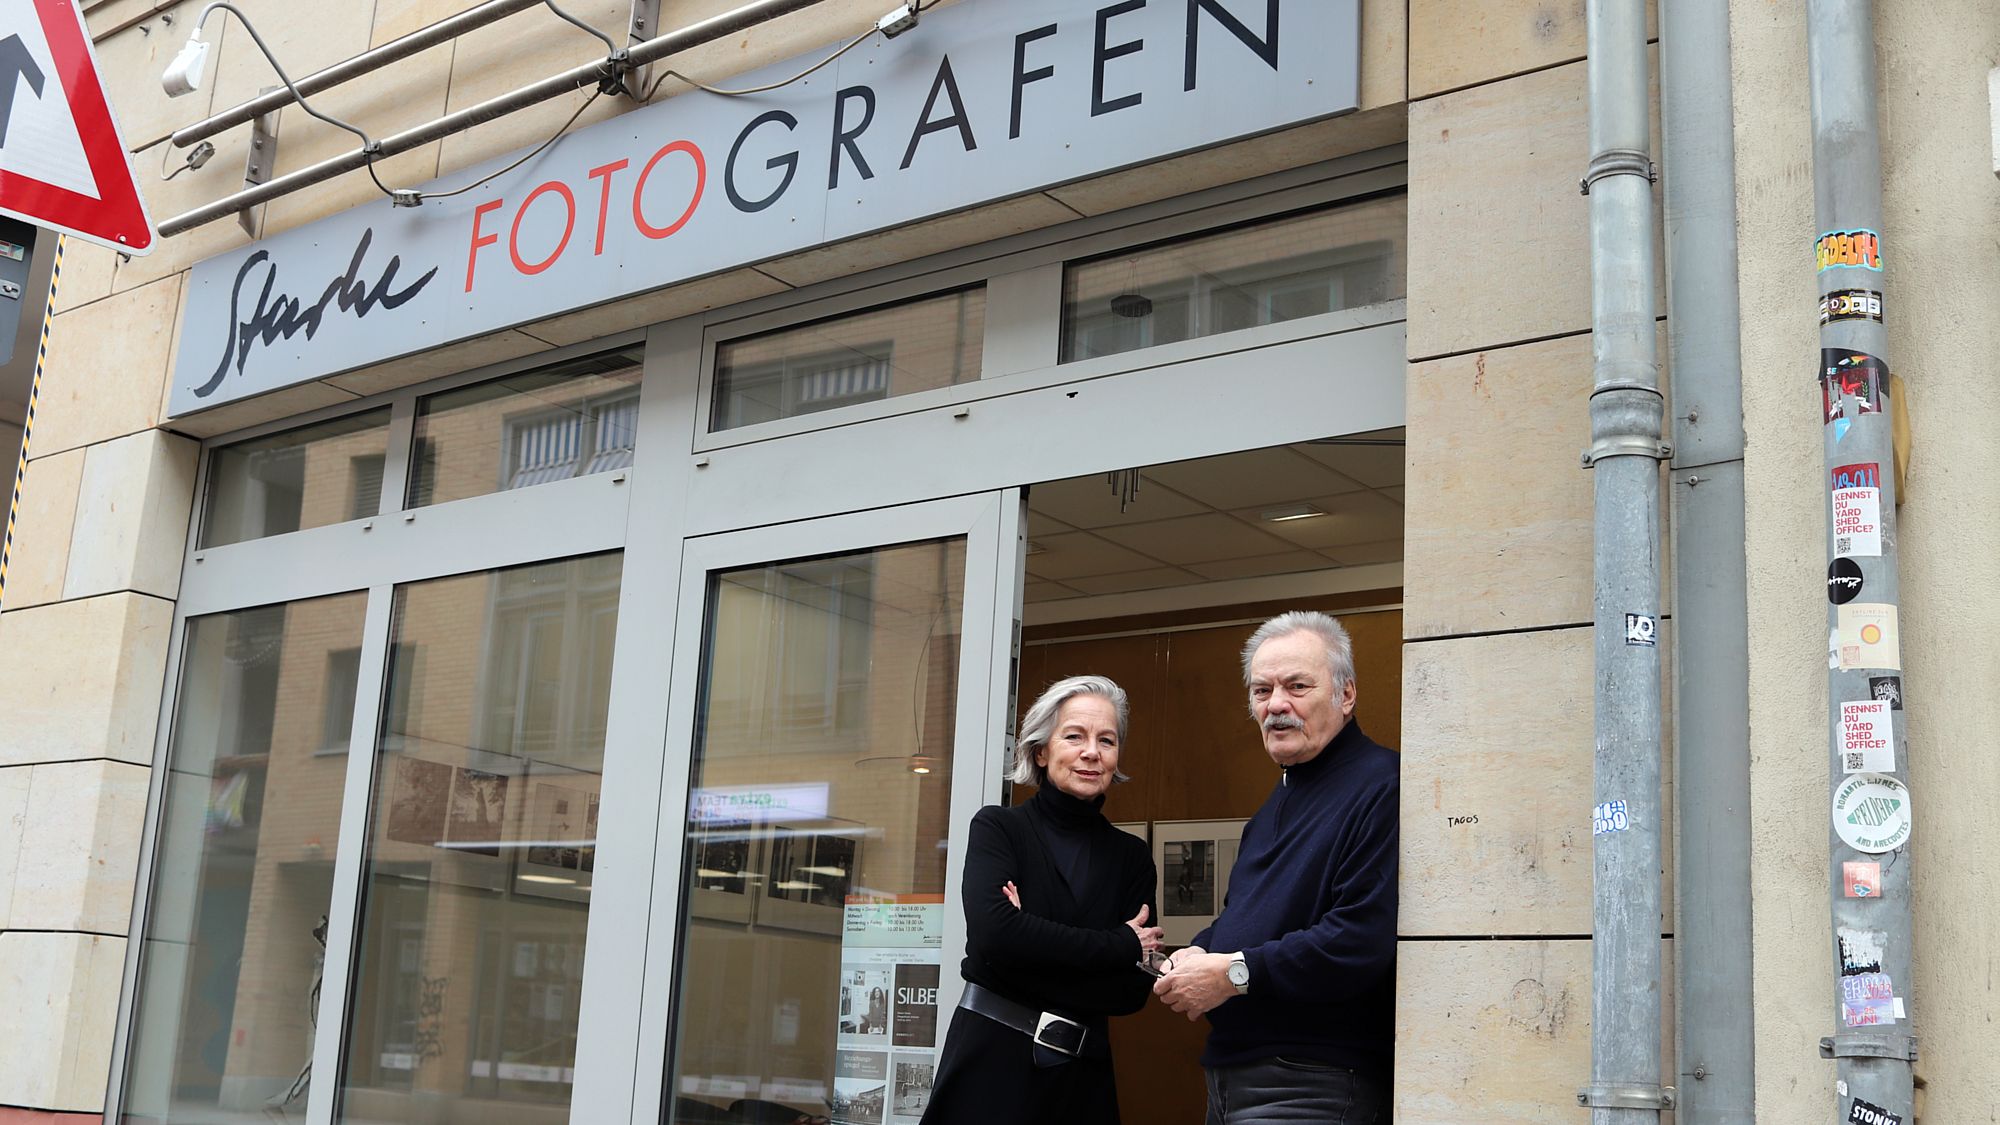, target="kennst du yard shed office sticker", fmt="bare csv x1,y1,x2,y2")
1830,462,1884,558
